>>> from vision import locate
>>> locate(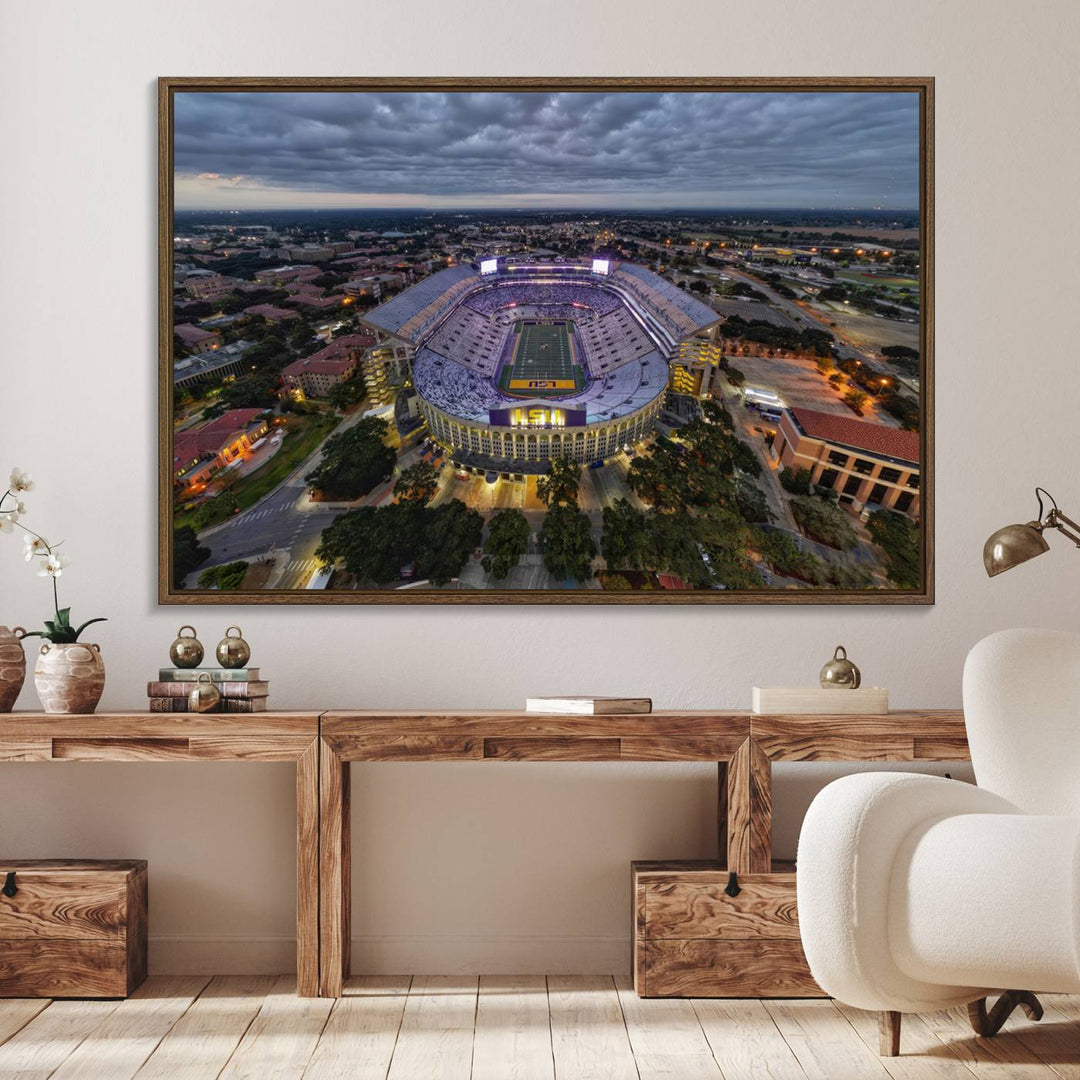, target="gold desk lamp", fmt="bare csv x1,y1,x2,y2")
984,488,1080,577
